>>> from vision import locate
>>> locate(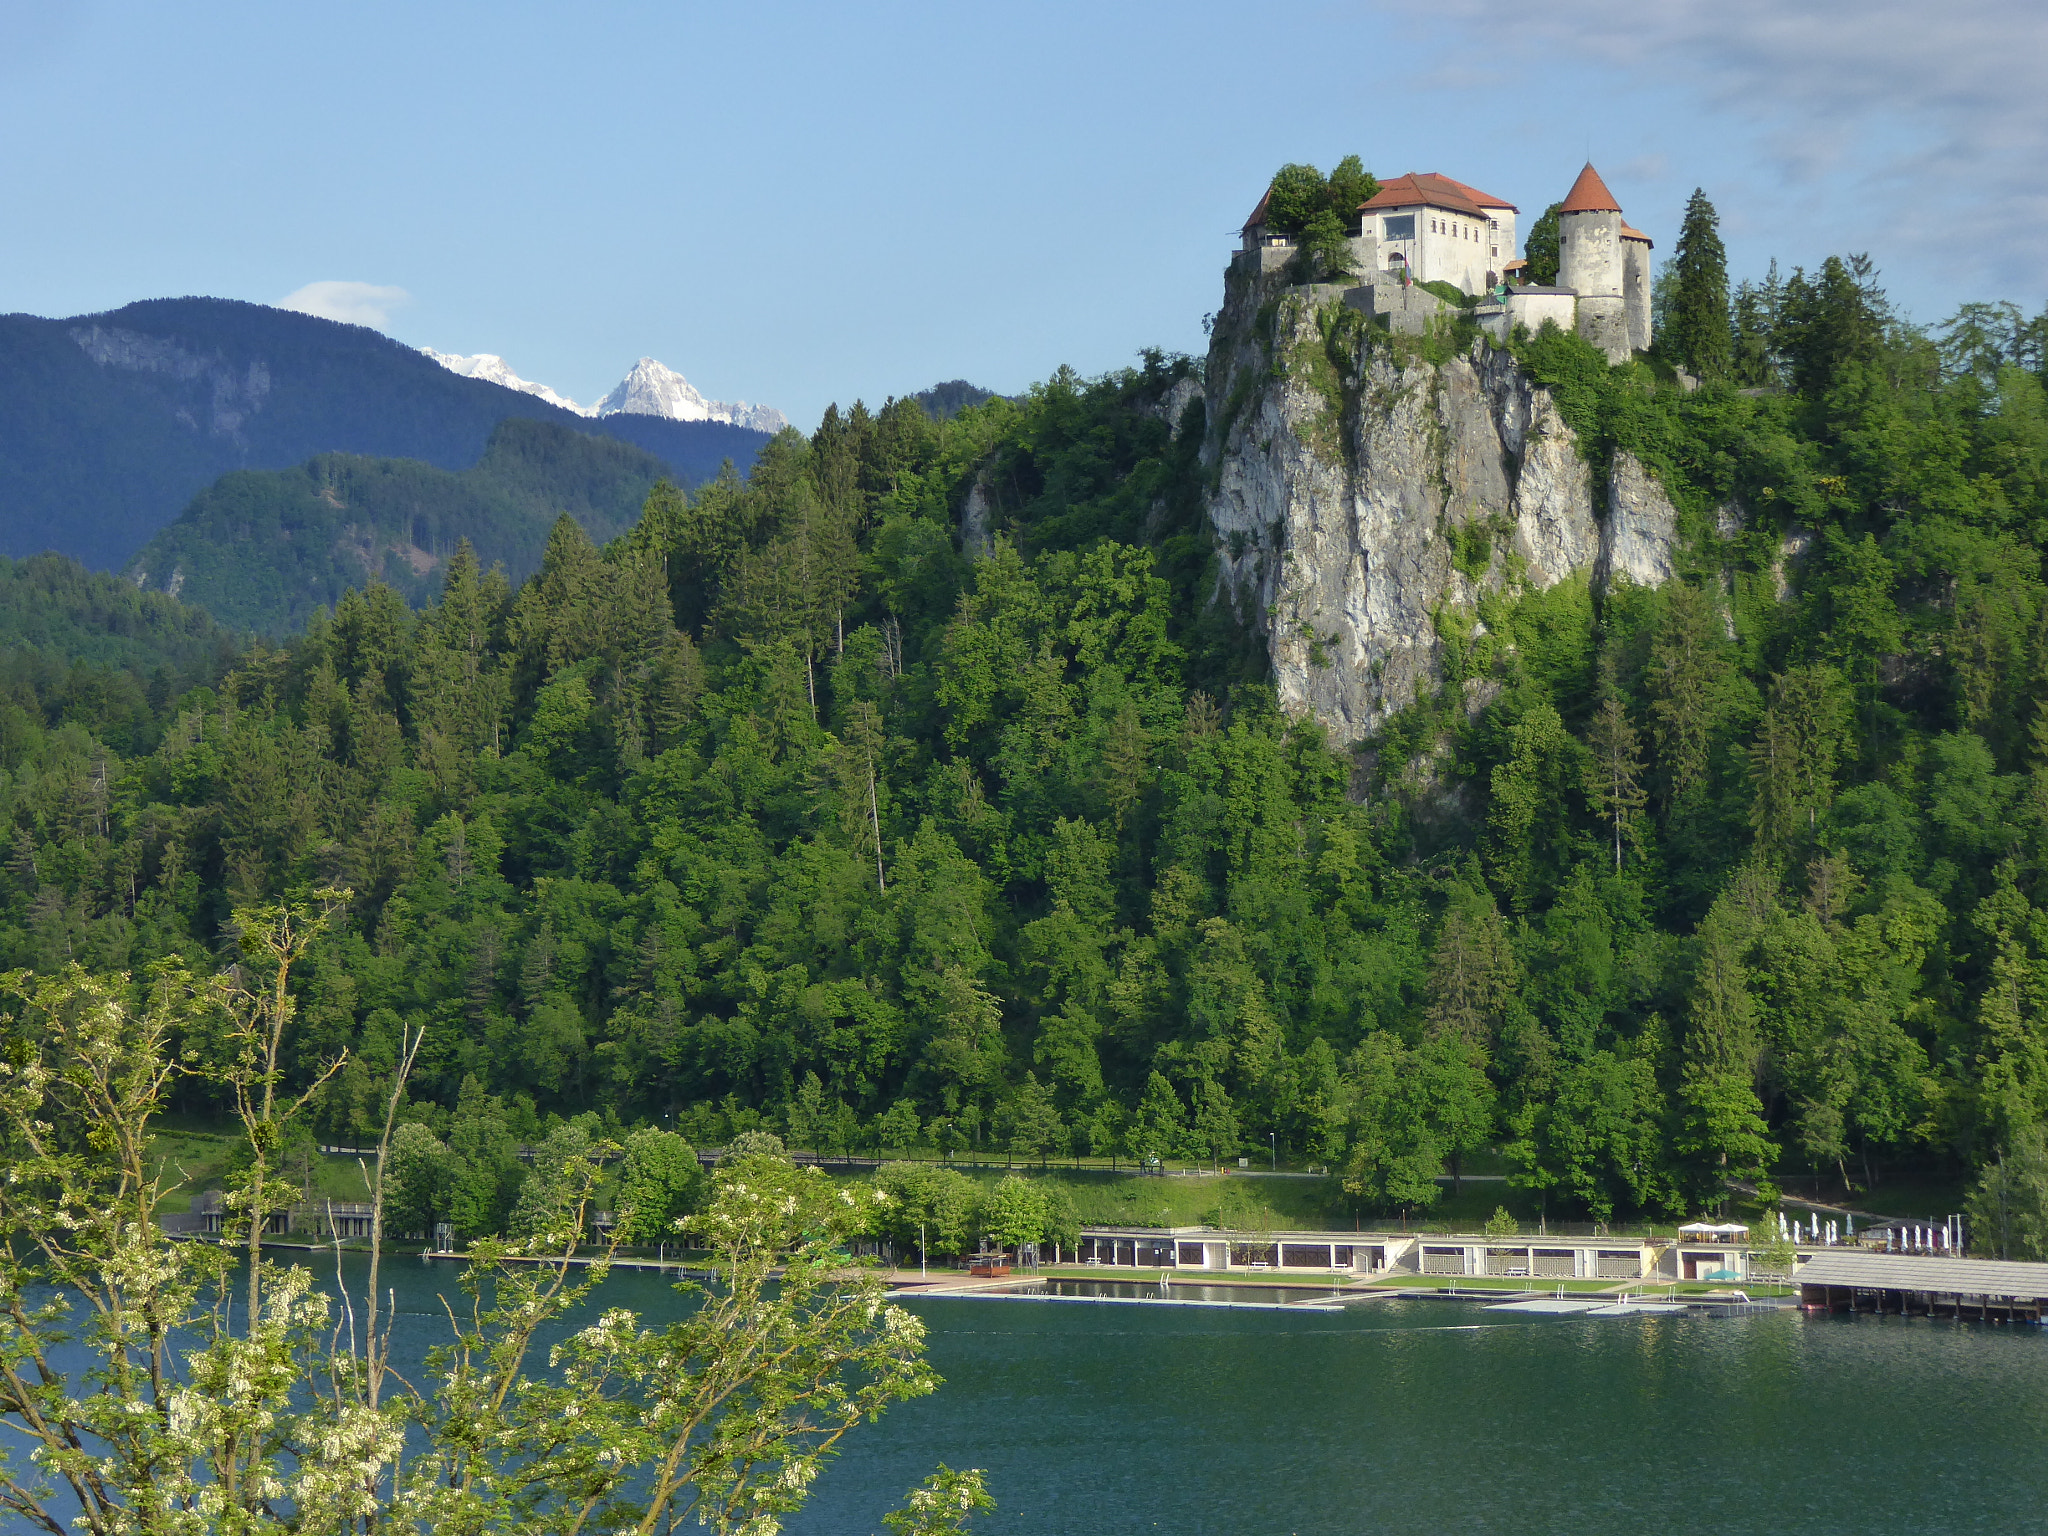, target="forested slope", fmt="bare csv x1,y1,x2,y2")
126,417,686,634
0,552,238,757
6,246,2048,1245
